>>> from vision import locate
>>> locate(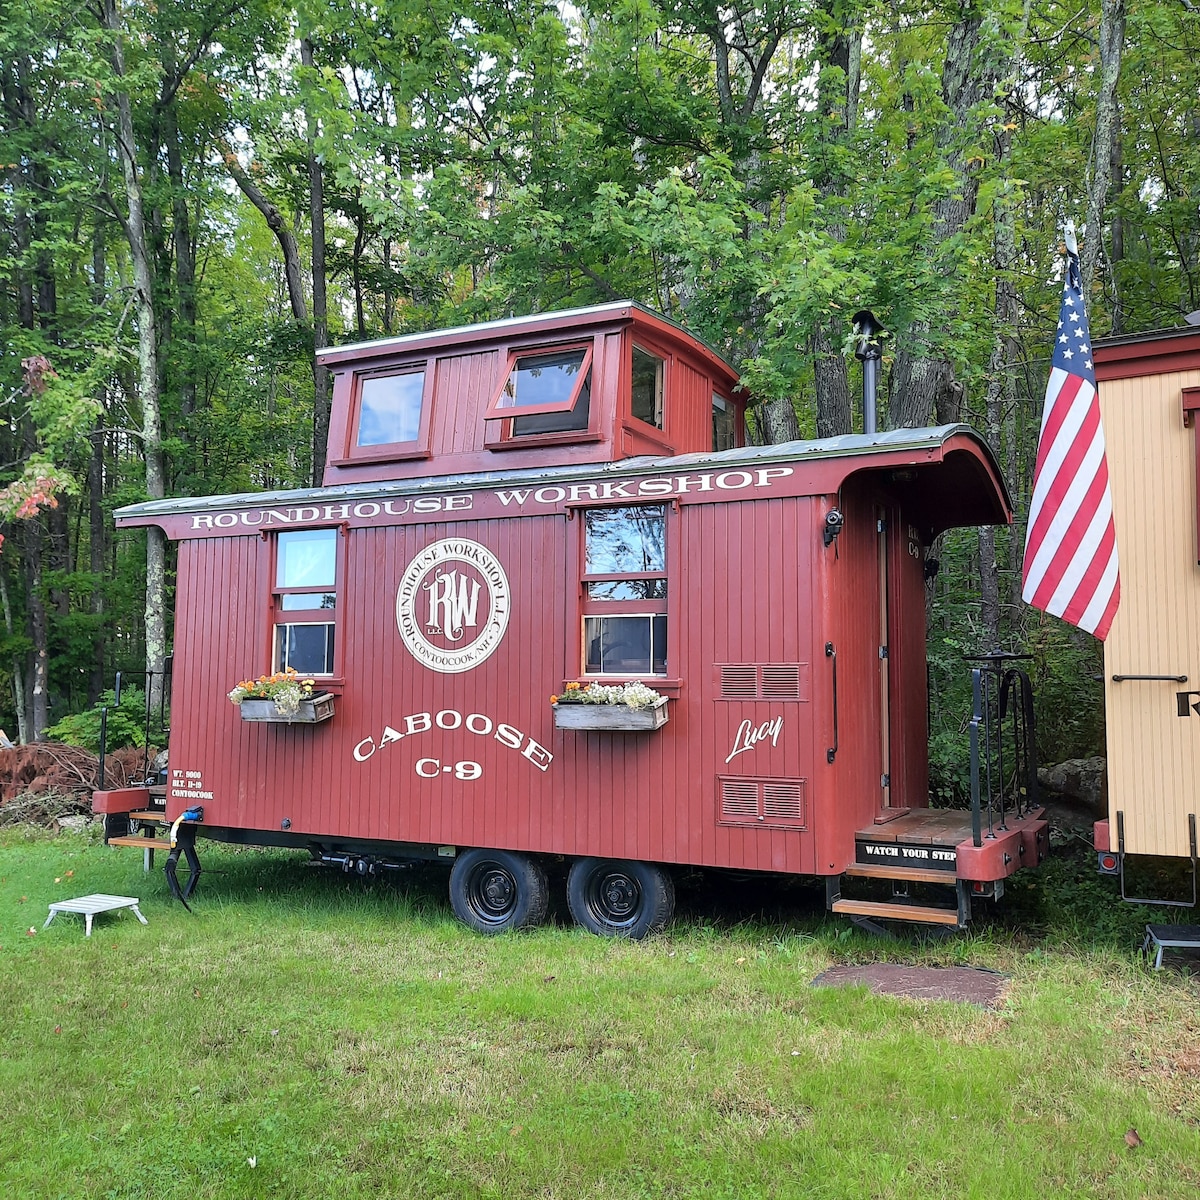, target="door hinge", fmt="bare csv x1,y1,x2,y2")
881,773,891,789
879,645,889,659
